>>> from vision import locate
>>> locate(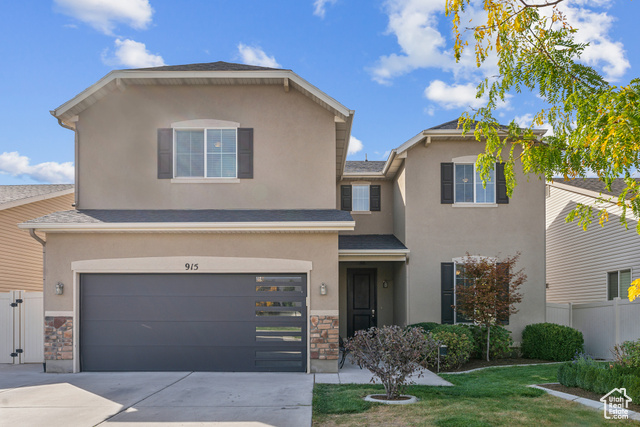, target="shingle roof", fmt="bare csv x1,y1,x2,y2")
130,61,285,72
552,178,640,197
23,209,353,225
338,234,408,251
428,119,508,131
0,185,74,206
344,161,386,173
